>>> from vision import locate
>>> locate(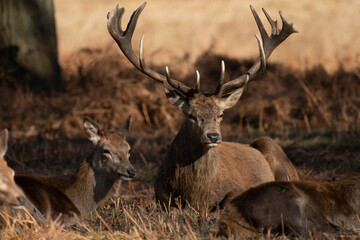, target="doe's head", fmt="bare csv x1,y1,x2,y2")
0,129,26,209
83,116,136,181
